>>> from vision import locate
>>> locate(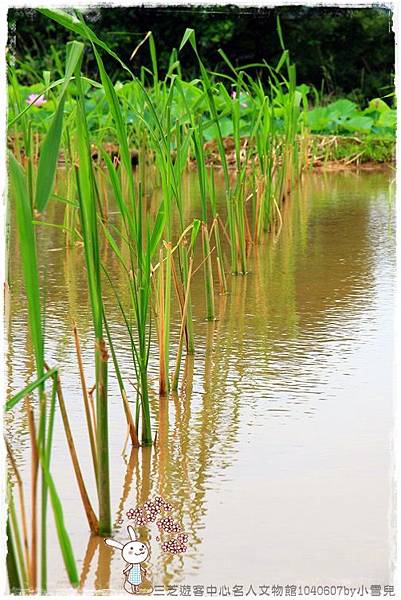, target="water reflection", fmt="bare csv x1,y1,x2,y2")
6,169,395,592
